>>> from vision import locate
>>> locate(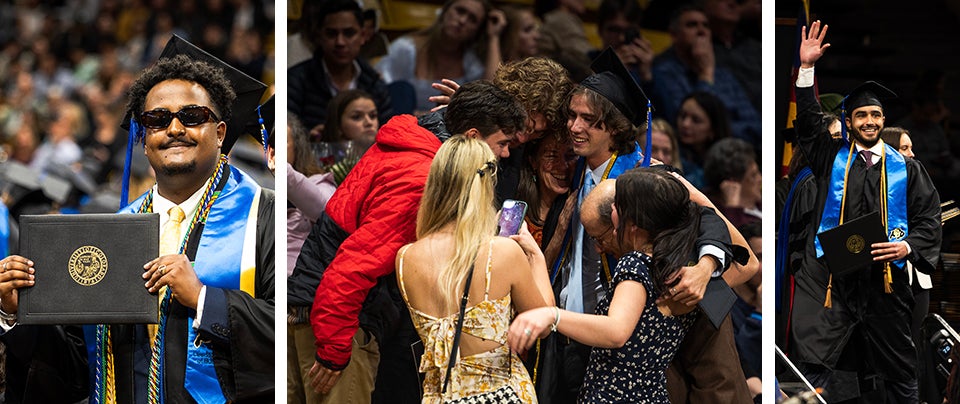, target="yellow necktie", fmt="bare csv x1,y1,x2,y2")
150,206,185,345
160,206,186,255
